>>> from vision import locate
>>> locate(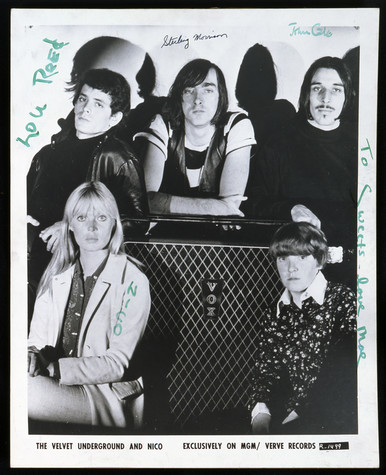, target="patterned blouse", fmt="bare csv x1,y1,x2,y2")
60,257,108,357
249,279,356,417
